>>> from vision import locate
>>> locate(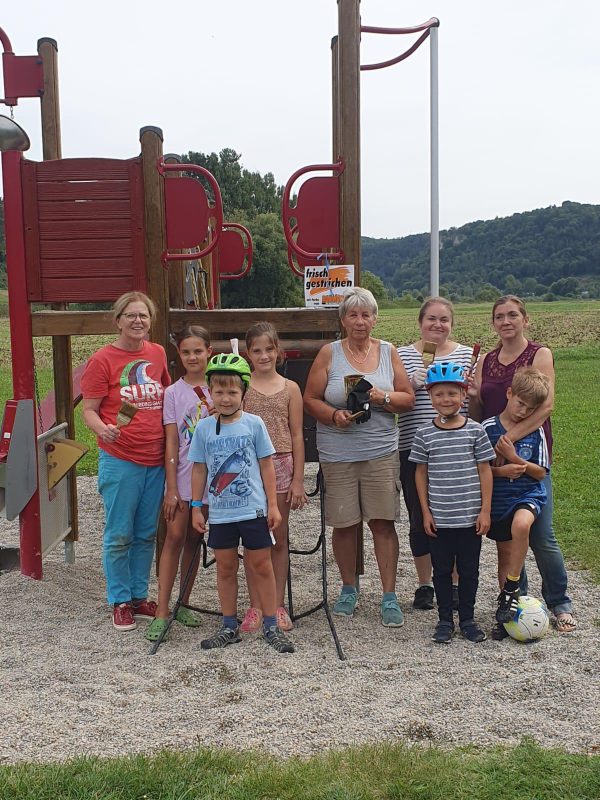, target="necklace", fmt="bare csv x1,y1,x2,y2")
345,339,373,364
